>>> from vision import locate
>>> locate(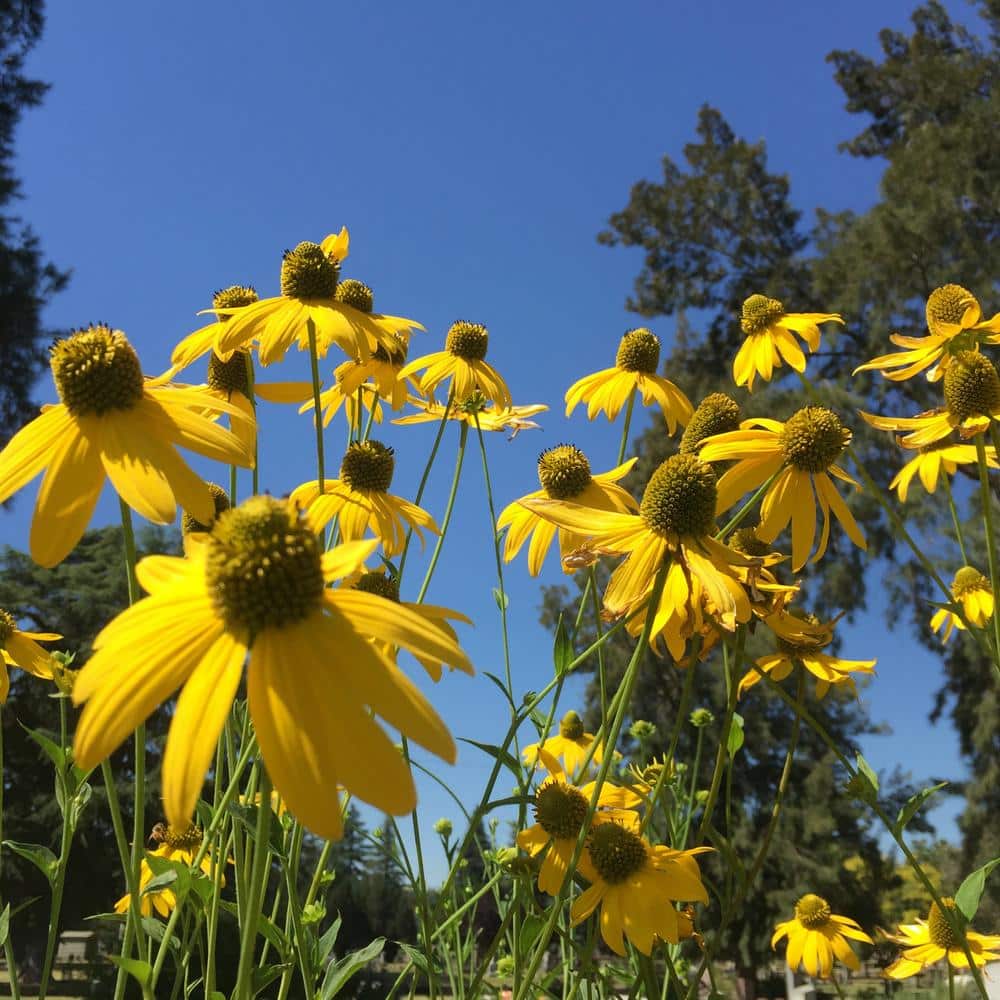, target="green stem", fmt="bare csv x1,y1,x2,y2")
233,771,274,1000
306,318,325,493
617,388,637,466
948,961,956,1000
942,475,969,564
513,561,672,1000
242,350,259,495
975,434,1000,669
0,709,20,1000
